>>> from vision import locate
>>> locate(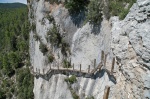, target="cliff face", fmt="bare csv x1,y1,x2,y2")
110,0,150,98
28,0,150,99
